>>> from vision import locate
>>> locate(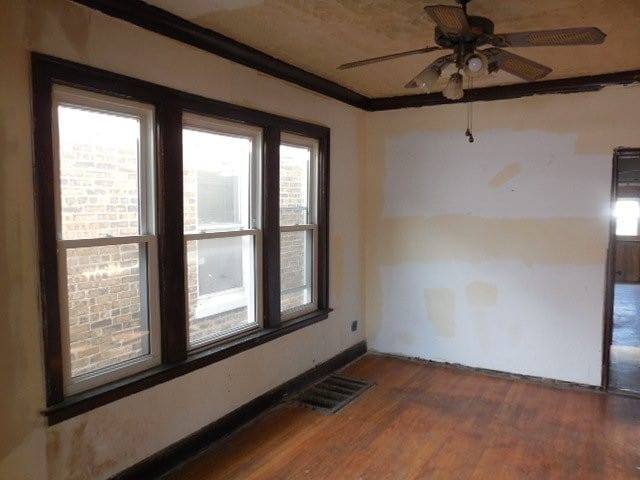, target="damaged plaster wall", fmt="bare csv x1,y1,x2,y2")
363,85,640,386
0,0,363,479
